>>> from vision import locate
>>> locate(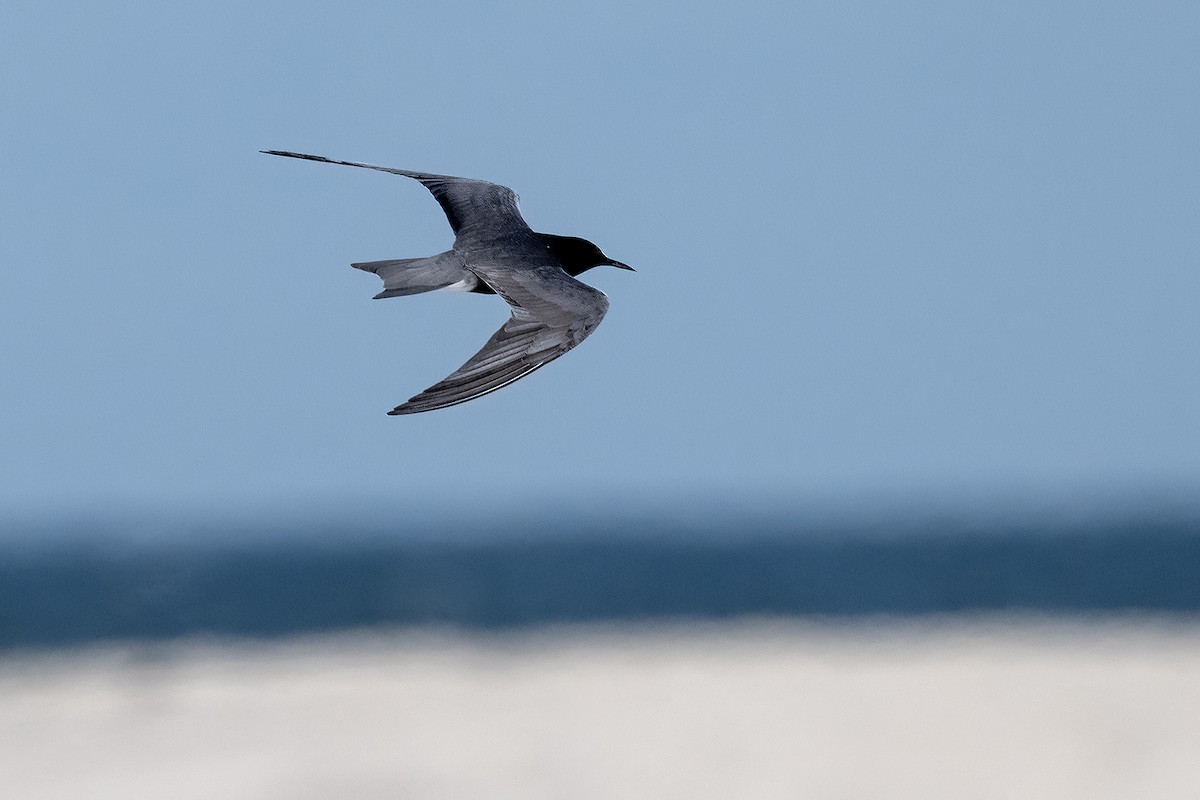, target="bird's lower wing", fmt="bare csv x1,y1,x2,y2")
389,273,609,415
